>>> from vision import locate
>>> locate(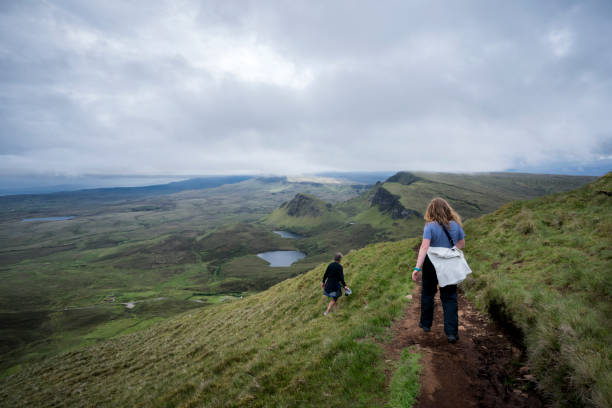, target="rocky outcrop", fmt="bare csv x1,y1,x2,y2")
370,187,421,219
385,172,421,186
281,193,329,217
